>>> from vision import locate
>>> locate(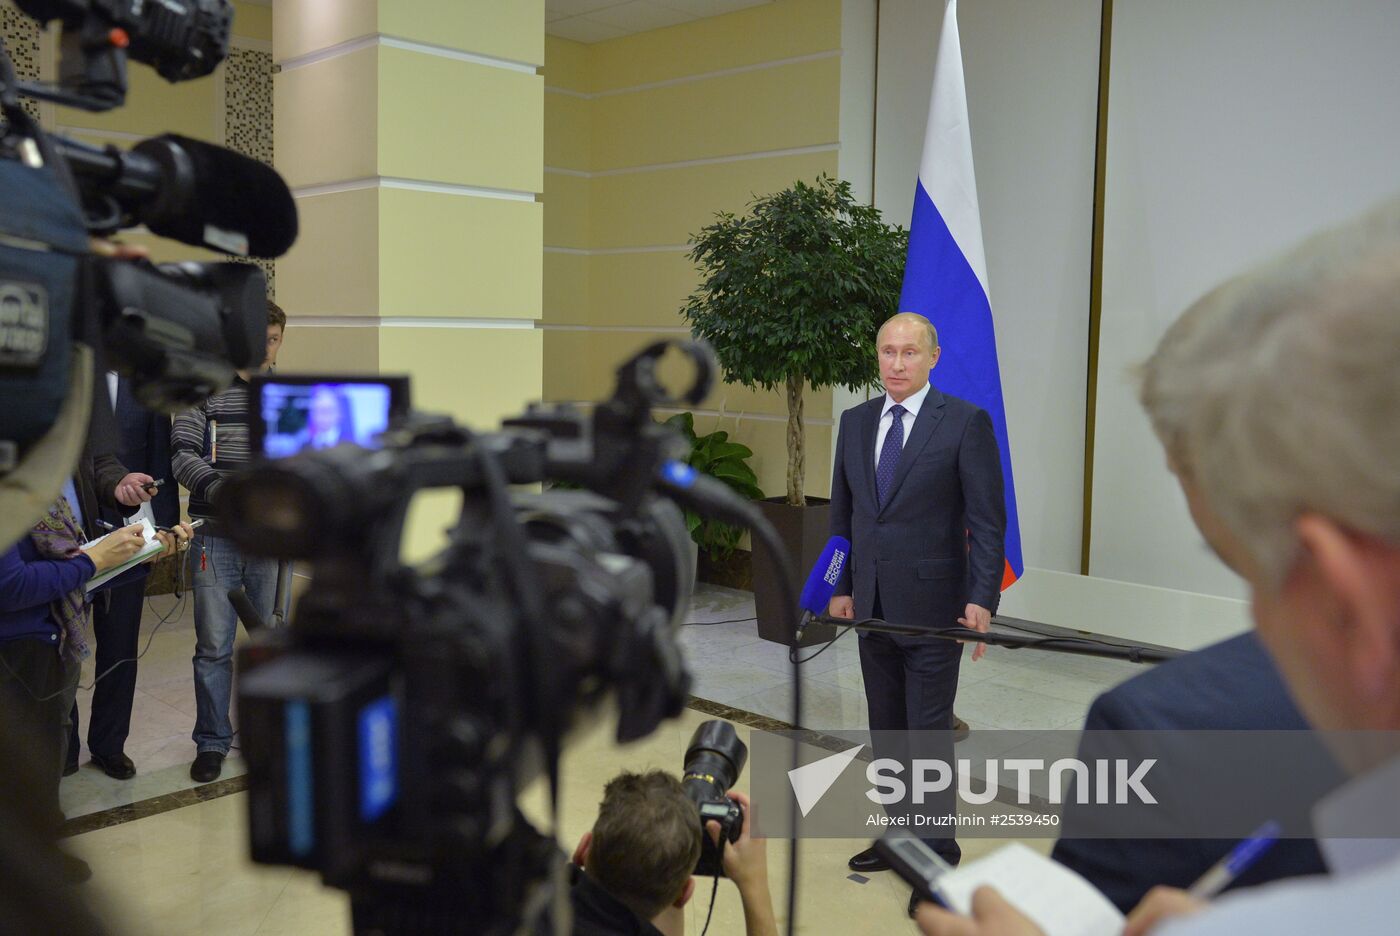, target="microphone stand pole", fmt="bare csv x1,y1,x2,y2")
827,616,1181,665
